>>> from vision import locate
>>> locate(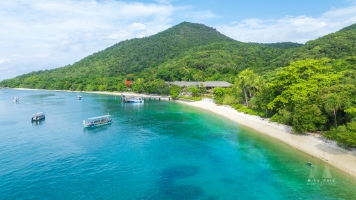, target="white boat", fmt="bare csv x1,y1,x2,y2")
31,112,45,121
122,95,144,103
13,97,19,102
77,95,82,100
83,115,113,128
